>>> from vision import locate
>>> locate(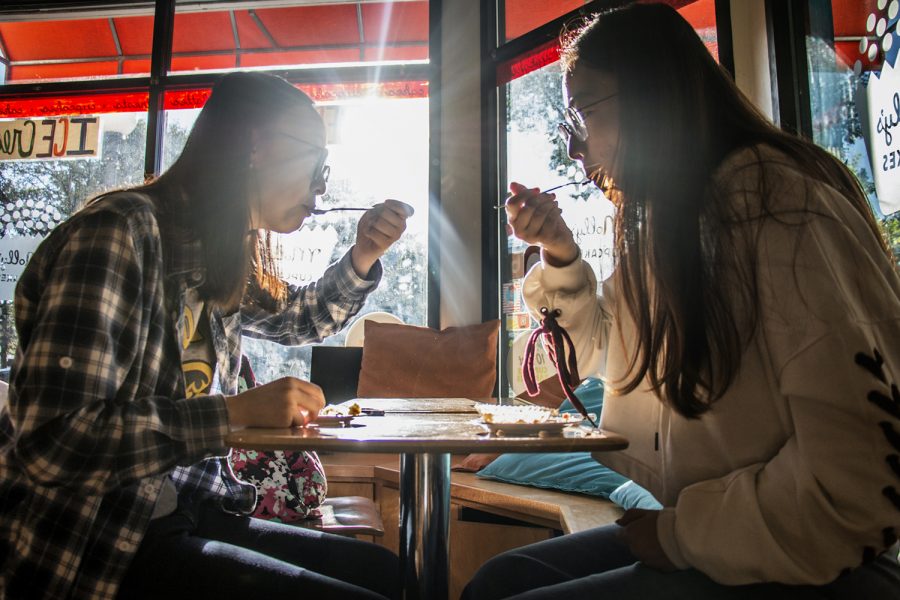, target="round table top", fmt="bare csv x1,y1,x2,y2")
225,398,628,454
